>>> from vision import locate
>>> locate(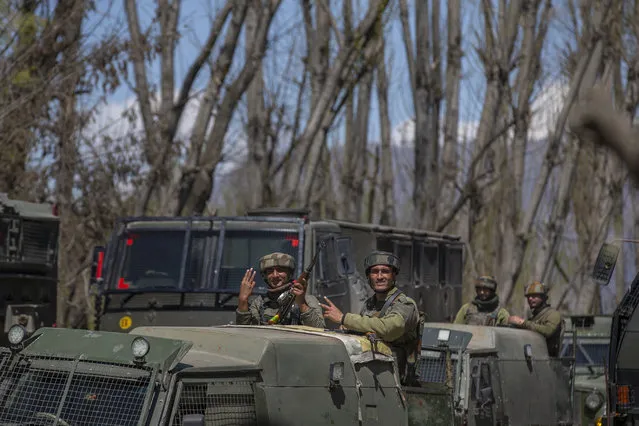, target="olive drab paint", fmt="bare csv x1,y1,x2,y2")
0,323,574,425
92,210,465,333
